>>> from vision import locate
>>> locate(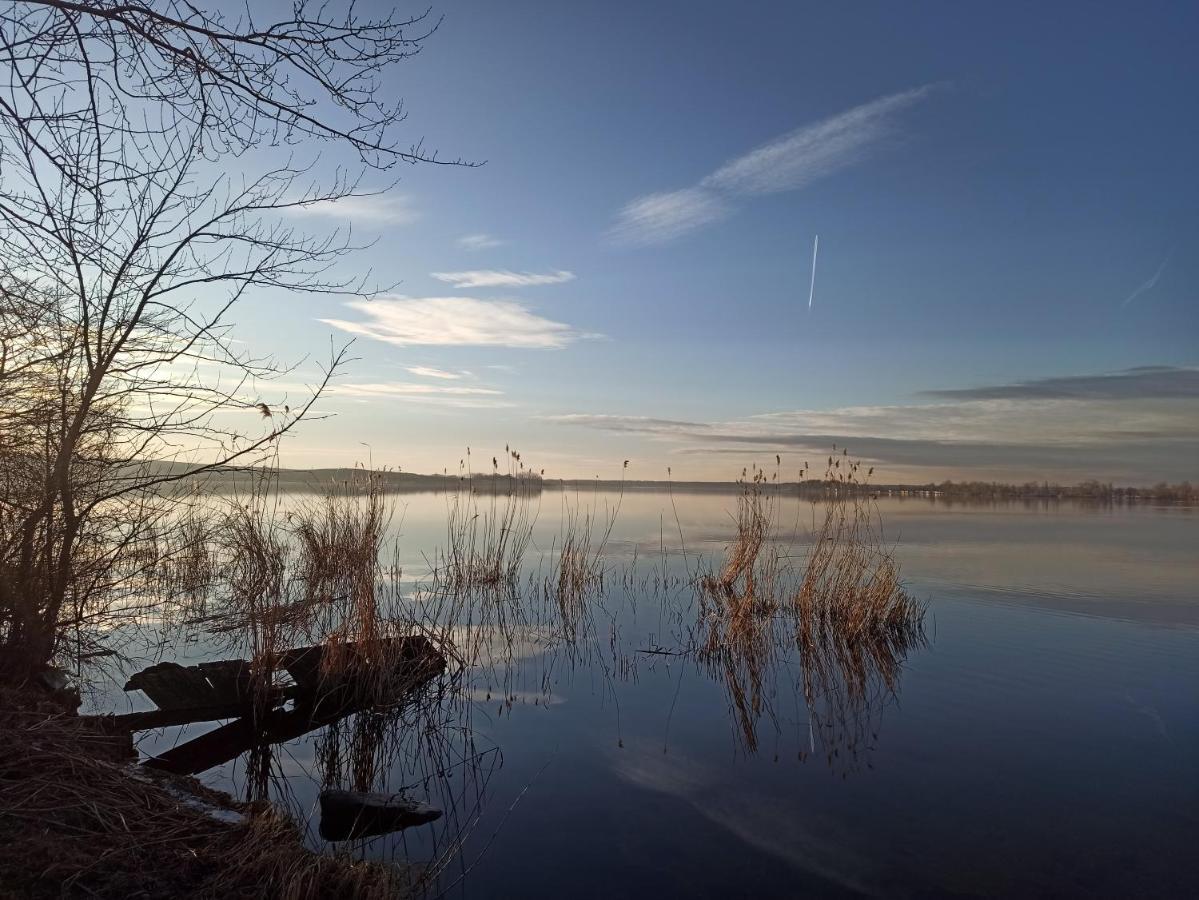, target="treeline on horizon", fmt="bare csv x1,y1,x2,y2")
174,464,1197,502
912,479,1196,502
